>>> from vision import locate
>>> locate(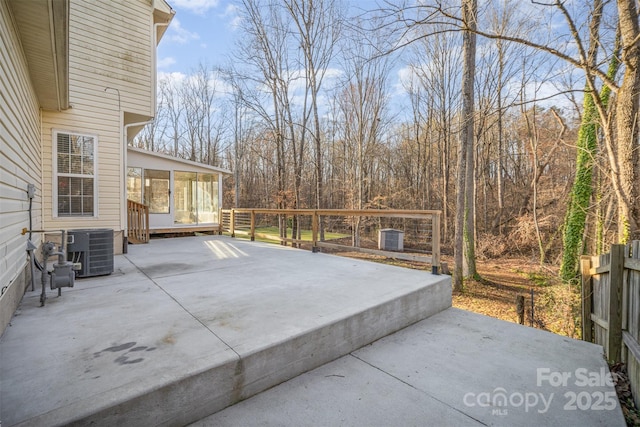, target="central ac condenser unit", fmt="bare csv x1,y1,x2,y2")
67,229,114,277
